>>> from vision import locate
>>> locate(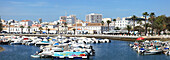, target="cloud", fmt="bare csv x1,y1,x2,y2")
8,1,48,7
